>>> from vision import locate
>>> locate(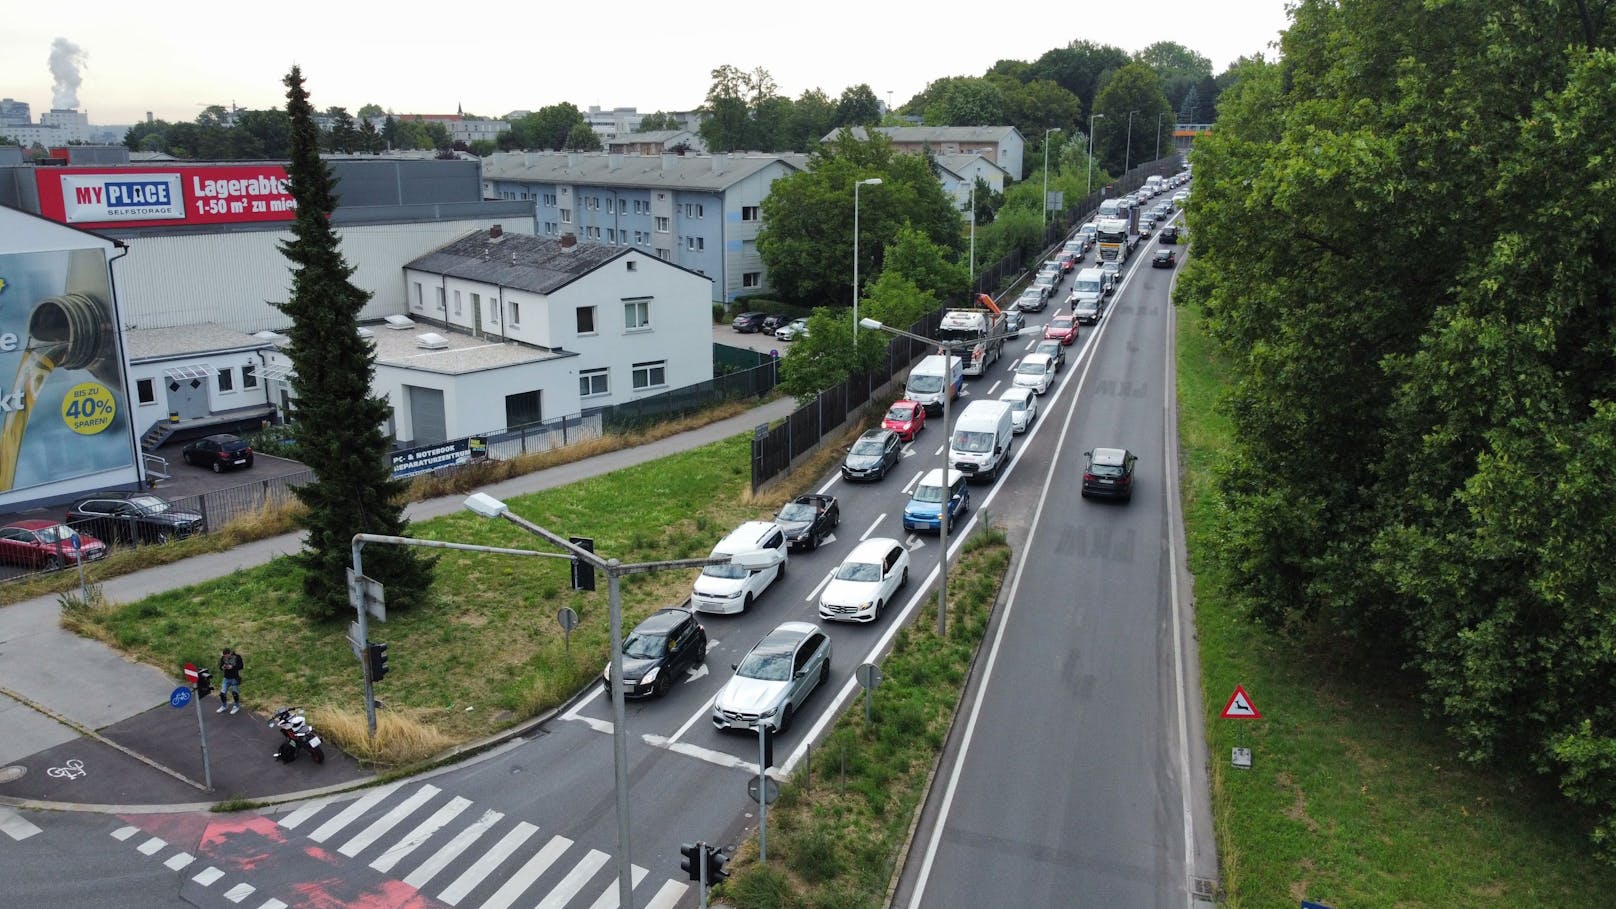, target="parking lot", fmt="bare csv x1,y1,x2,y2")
713,319,794,356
